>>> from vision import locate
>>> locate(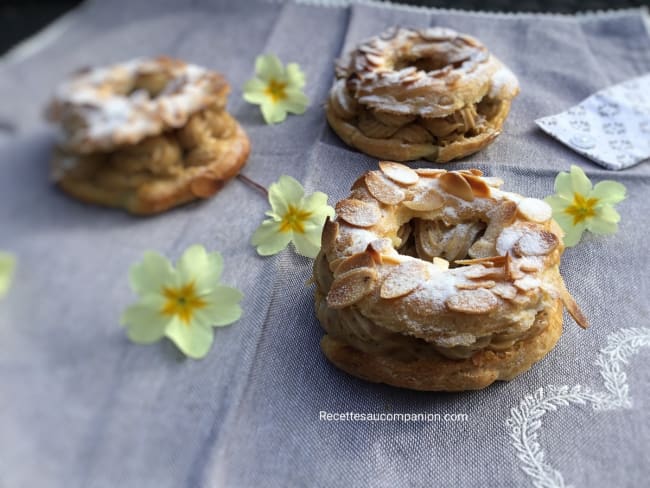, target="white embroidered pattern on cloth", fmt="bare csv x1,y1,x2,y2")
506,327,650,488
